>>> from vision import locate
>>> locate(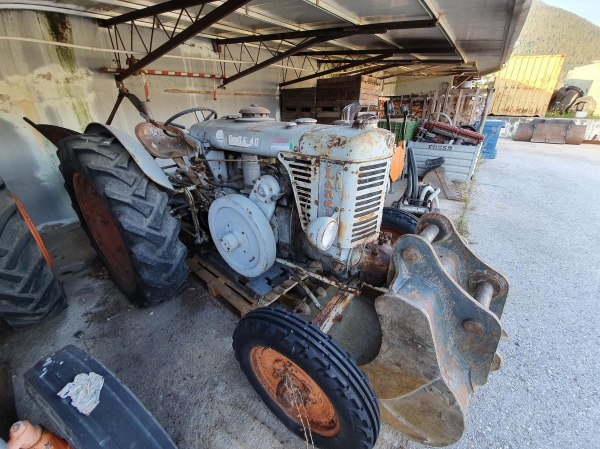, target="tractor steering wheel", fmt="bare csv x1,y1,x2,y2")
164,107,218,131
